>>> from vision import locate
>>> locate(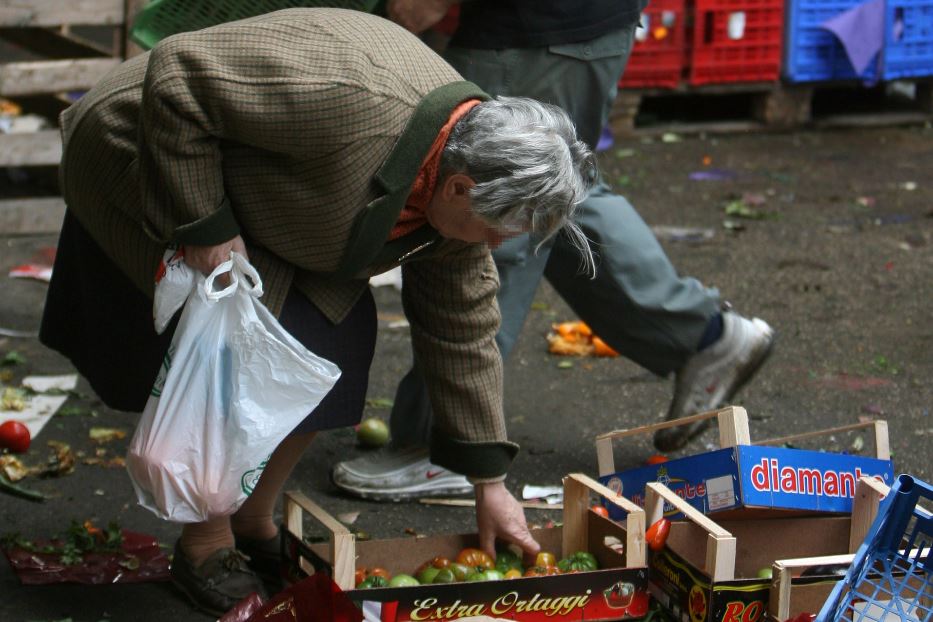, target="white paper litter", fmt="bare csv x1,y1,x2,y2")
4,374,78,440
522,484,564,504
